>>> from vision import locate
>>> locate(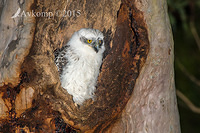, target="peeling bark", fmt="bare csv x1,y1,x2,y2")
0,0,180,133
